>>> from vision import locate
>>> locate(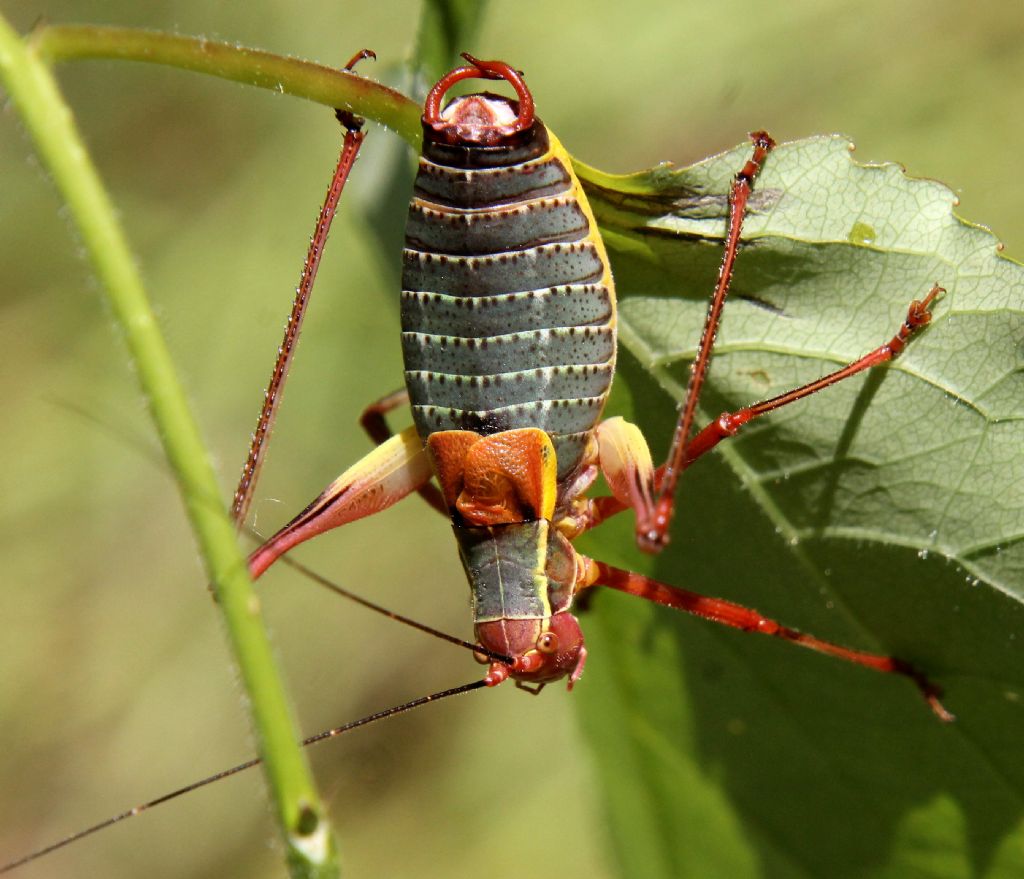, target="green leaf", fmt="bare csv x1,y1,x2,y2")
574,137,1024,878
